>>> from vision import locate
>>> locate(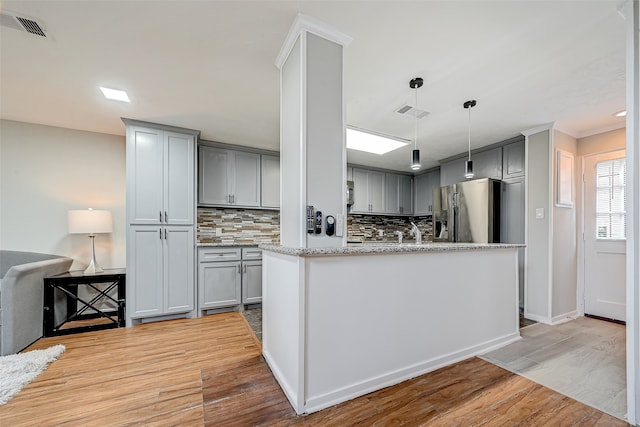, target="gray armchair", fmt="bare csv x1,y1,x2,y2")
0,251,72,355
